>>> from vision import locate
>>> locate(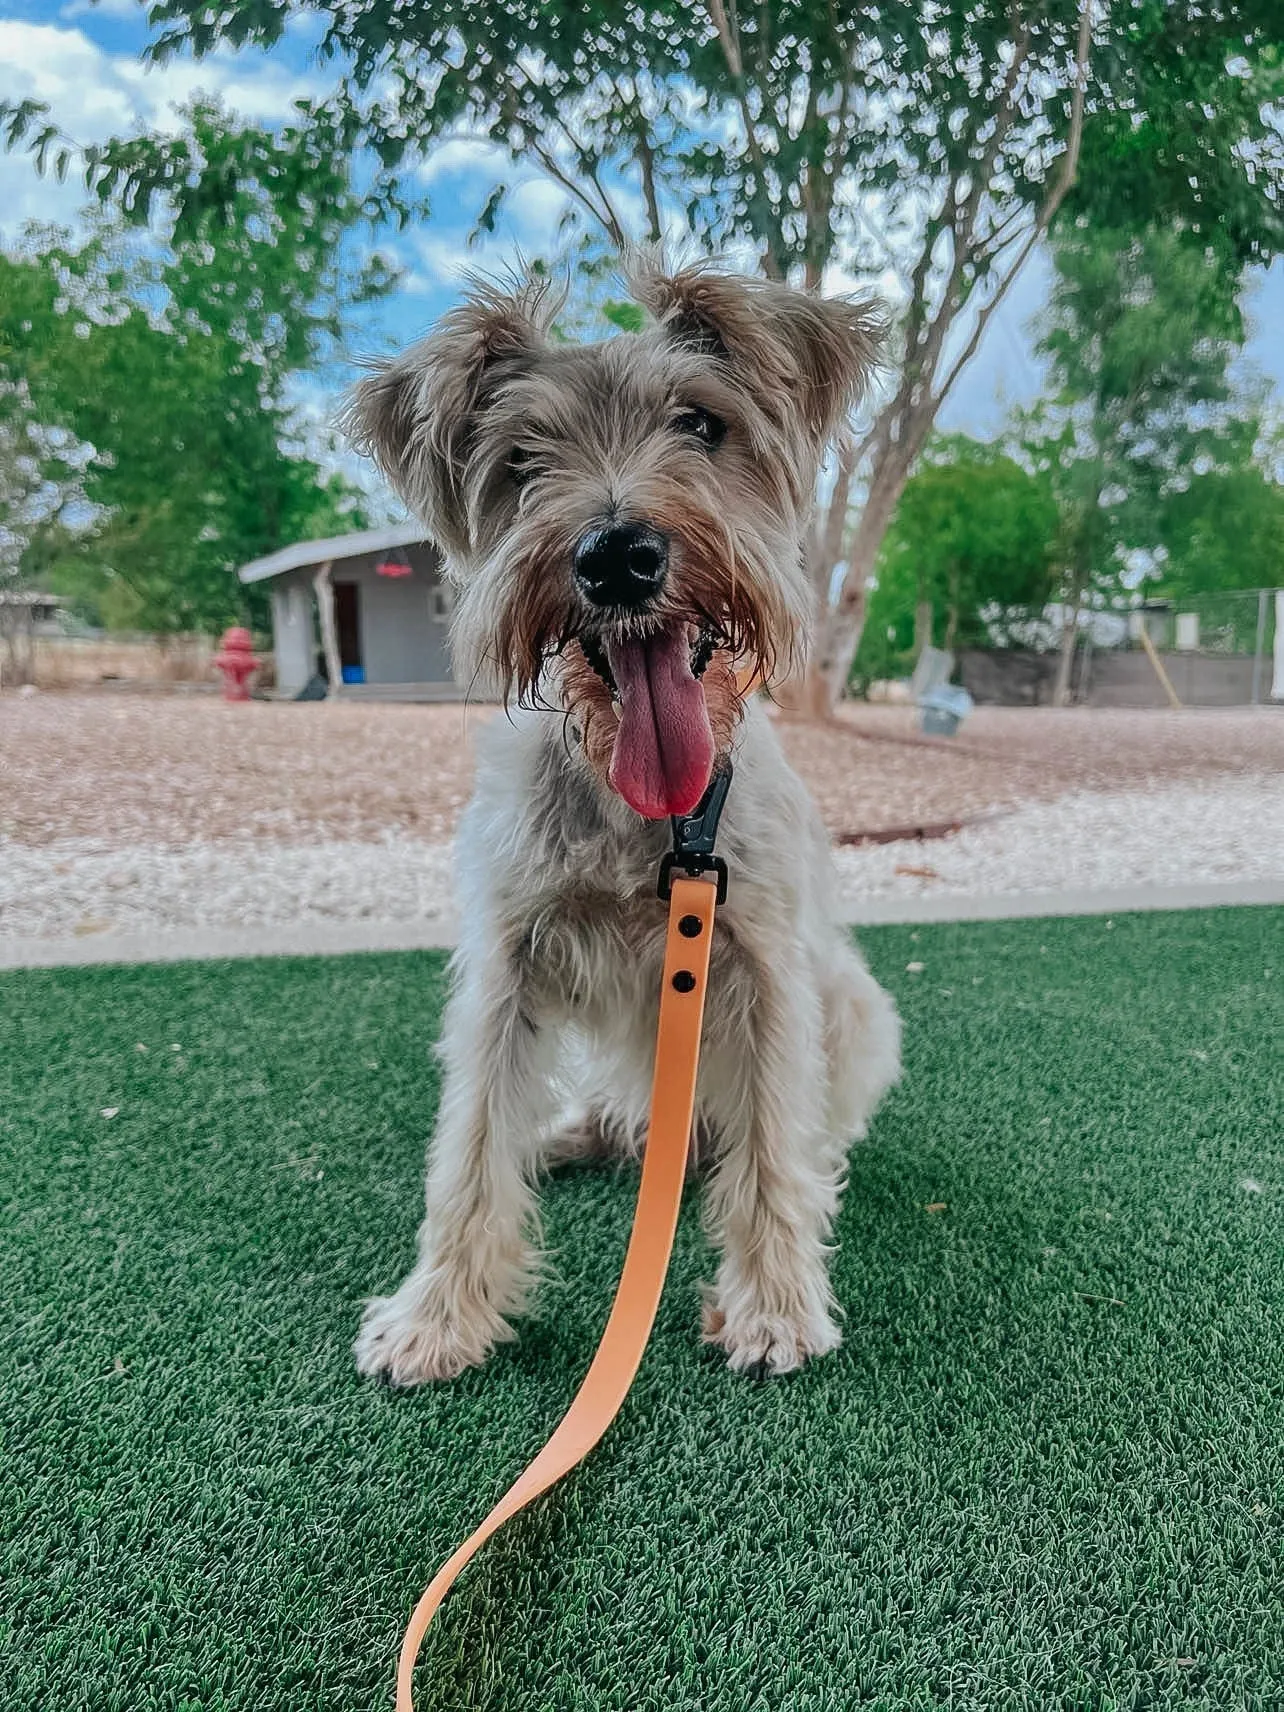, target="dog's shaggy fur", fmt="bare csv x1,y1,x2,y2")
344,260,902,1380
